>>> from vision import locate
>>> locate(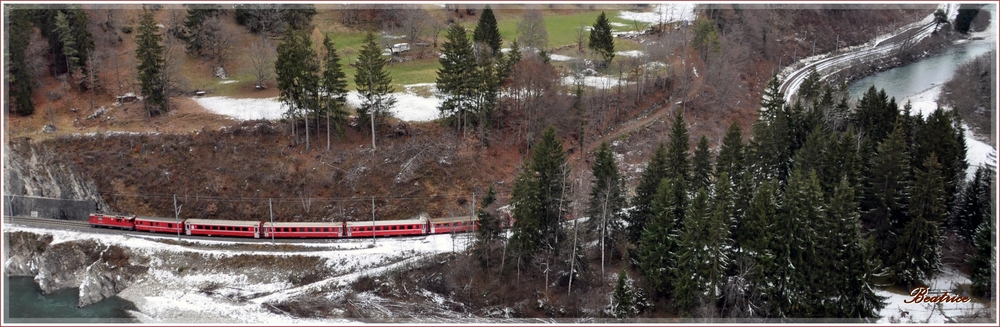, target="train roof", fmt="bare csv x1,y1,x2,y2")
135,216,184,222
263,221,343,227
345,218,427,227
184,219,262,227
429,216,478,223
